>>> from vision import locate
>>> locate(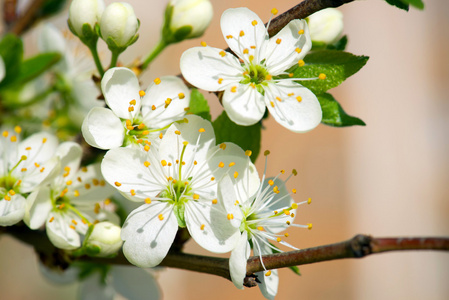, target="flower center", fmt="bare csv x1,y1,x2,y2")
241,63,270,87
0,175,20,201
